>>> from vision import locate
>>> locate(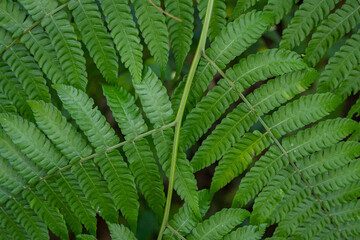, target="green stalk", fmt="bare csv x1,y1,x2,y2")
157,0,214,239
